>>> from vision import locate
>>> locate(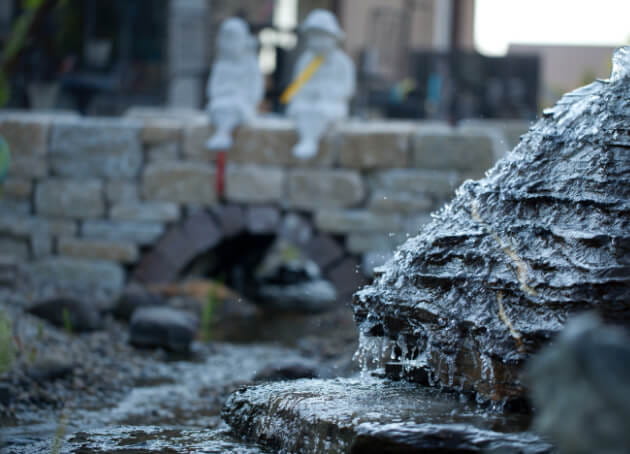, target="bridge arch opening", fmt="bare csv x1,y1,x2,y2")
132,204,368,309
